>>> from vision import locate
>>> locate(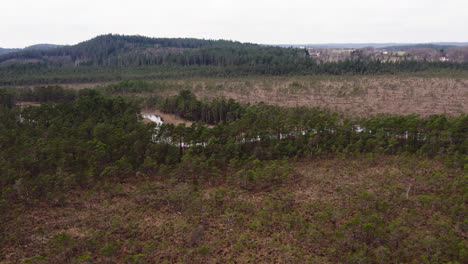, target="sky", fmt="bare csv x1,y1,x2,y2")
1,0,467,48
